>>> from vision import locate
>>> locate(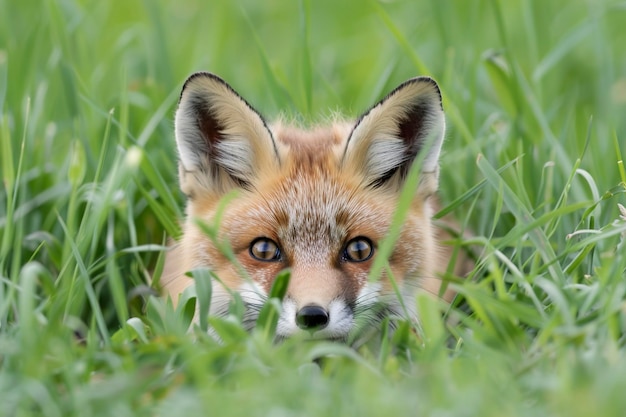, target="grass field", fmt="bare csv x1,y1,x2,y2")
2,0,626,415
